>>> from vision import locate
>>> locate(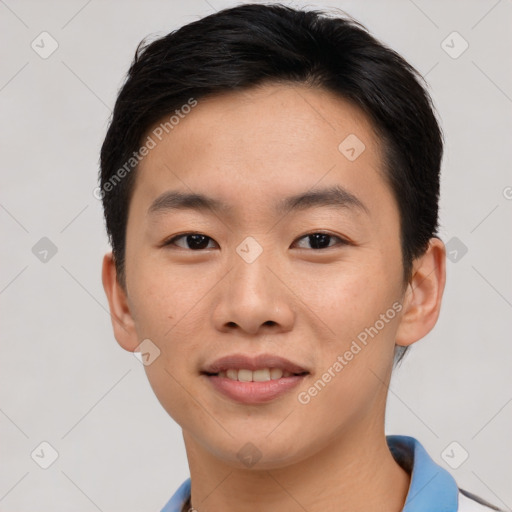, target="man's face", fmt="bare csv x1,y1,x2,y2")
121,84,407,467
